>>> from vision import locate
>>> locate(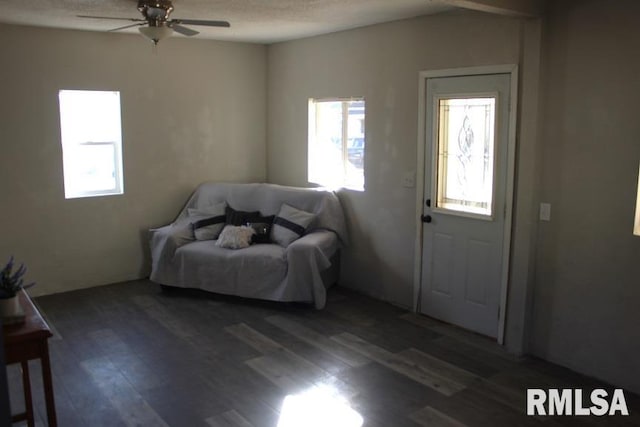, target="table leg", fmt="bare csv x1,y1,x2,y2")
21,360,34,427
40,341,57,427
